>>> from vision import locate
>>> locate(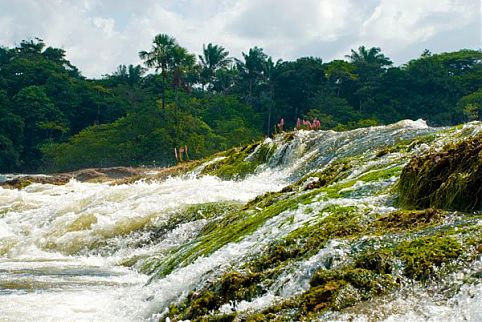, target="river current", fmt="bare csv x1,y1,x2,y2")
1,120,481,321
